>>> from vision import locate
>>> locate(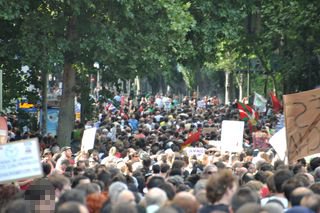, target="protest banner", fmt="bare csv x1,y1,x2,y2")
269,127,287,161
184,147,205,158
283,88,320,163
221,120,244,152
81,127,97,151
0,138,43,184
